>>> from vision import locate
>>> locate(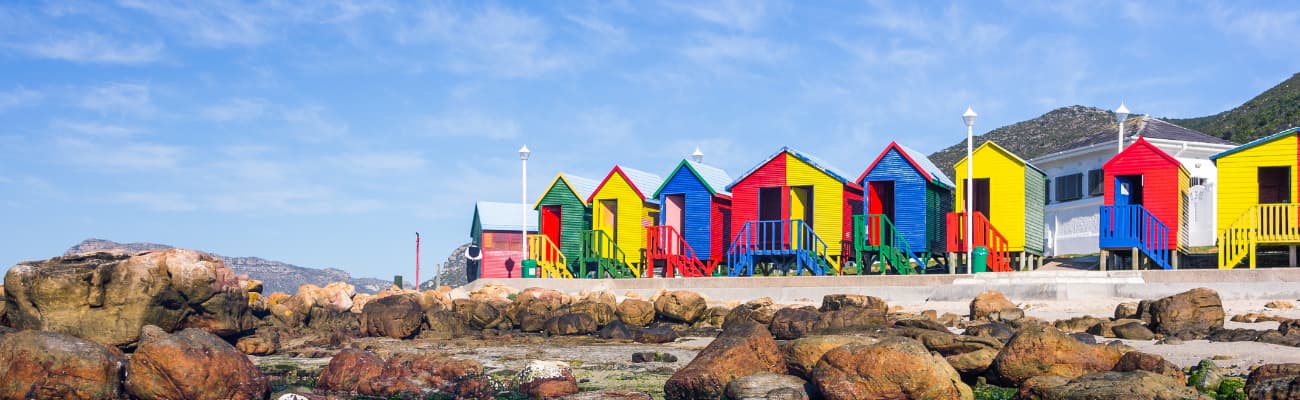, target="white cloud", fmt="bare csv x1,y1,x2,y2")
424,111,520,140
11,32,163,64
398,5,569,78
79,83,154,117
55,137,183,171
50,120,139,138
200,98,269,121
683,33,790,67
209,186,384,215
118,0,269,47
283,105,349,142
112,192,197,212
331,151,428,174
0,87,42,110
1209,3,1300,52
666,0,771,31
